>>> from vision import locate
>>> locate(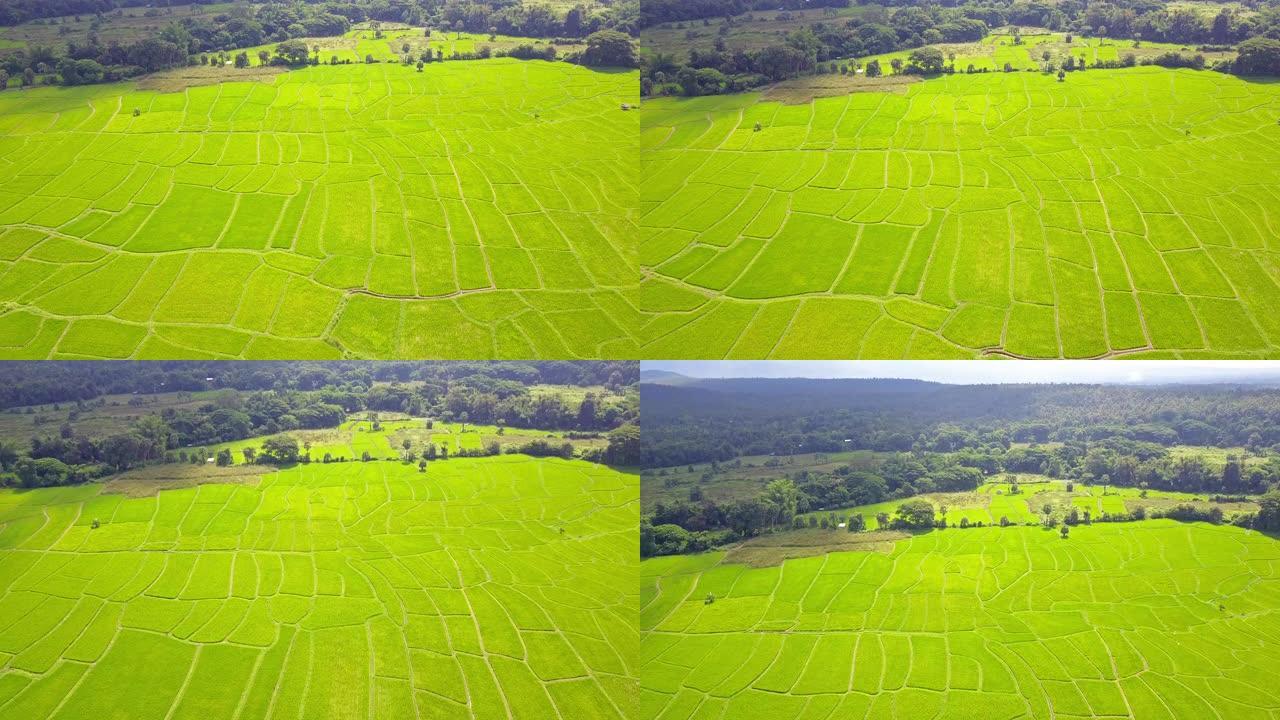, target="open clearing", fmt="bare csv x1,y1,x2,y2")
858,32,1237,76
641,521,1280,719
640,68,1280,359
202,415,610,461
0,59,640,359
0,455,638,719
